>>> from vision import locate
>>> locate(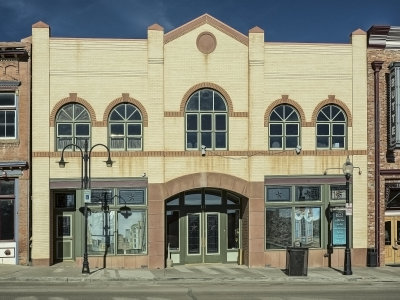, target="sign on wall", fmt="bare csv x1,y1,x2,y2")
389,62,400,150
